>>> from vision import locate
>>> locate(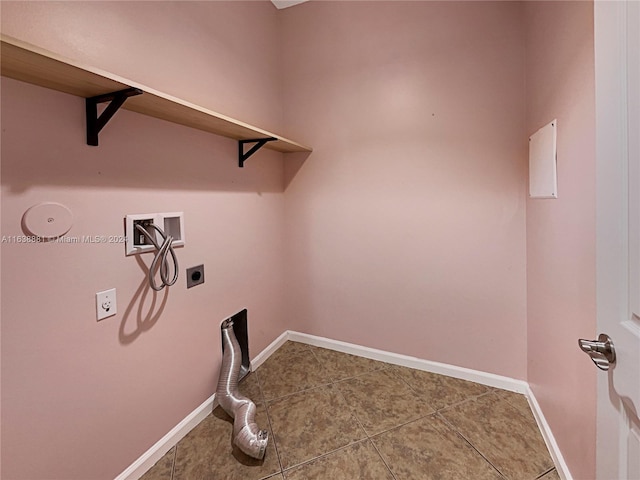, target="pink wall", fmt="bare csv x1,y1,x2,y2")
280,1,528,379
1,1,600,479
0,0,283,130
1,2,287,479
524,2,597,478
